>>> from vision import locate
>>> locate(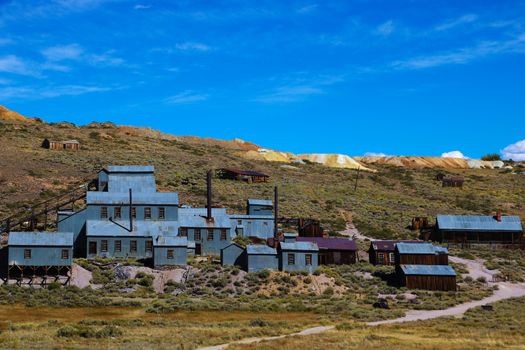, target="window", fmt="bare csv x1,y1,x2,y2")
167,249,174,259
130,240,137,252
100,206,108,219
220,229,227,241
194,229,201,241
378,253,385,265
131,207,137,219
288,254,295,265
237,219,242,225
158,207,165,220
89,241,97,255
101,240,108,252
146,240,152,252
179,227,188,237
115,240,122,252
24,249,32,259
389,253,395,264
305,254,312,265
144,207,152,220
207,229,214,241
114,207,121,219
61,249,69,260
263,222,268,226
